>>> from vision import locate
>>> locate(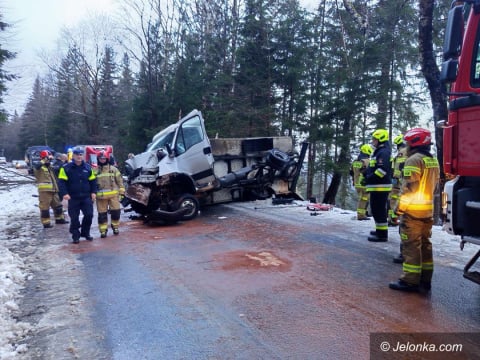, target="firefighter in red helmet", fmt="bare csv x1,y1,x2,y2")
33,150,68,228
389,128,440,292
95,151,125,238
